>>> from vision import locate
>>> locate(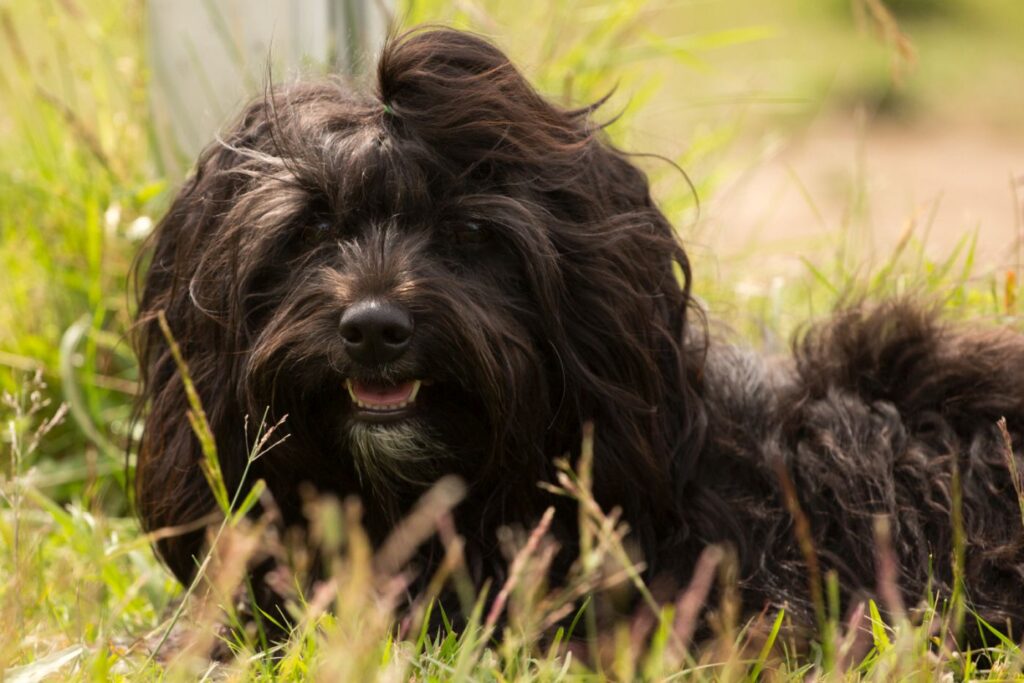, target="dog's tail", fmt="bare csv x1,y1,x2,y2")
792,300,1024,431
